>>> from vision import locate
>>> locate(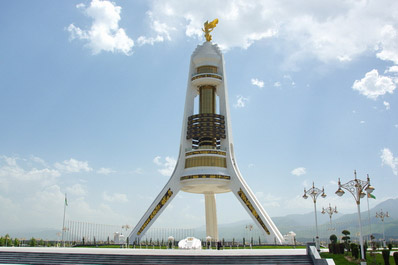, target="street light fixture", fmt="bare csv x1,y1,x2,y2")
322,203,338,232
376,209,389,248
245,224,254,248
335,171,375,264
303,182,326,251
